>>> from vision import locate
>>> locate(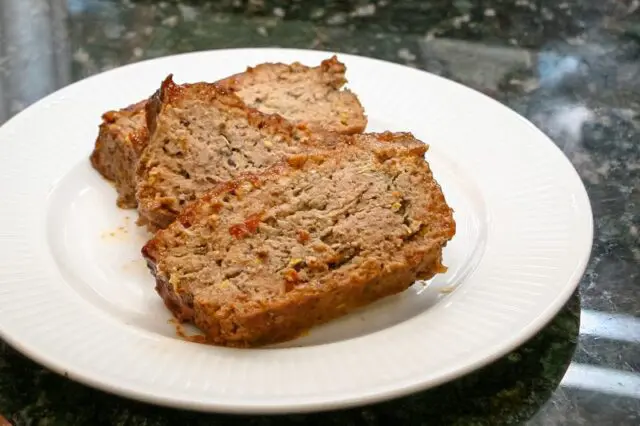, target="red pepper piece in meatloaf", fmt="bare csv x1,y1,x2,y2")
142,138,455,347
90,56,367,208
